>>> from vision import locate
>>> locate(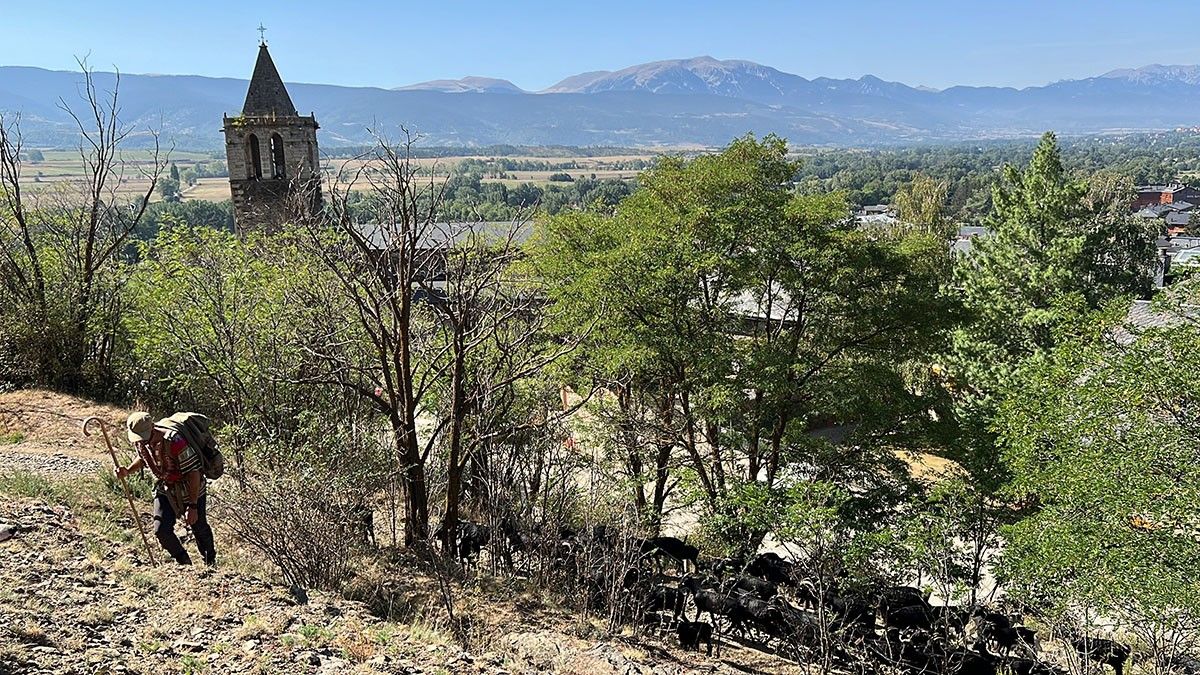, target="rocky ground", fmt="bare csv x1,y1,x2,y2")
0,390,802,674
